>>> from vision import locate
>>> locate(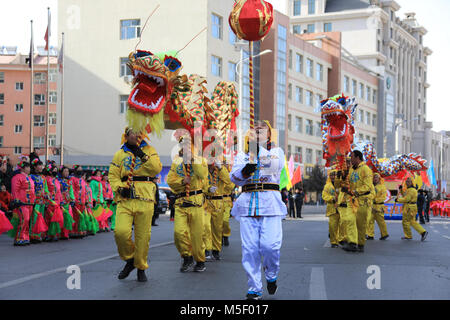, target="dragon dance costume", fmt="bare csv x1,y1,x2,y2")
222,170,235,246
